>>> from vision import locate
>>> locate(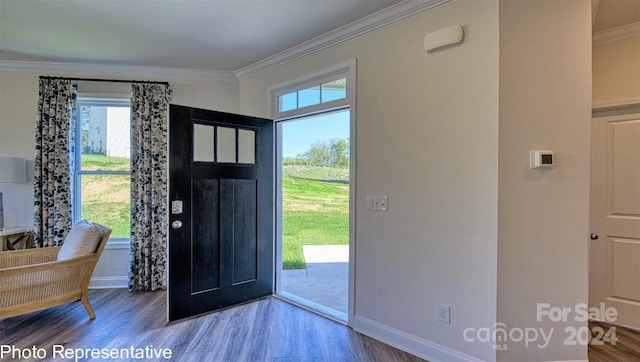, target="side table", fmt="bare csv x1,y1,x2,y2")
0,227,29,251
